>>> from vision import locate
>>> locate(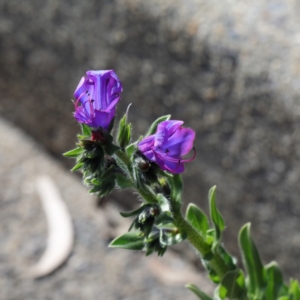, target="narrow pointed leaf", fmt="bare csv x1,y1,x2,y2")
145,115,171,136
185,284,212,300
63,147,84,158
71,162,83,171
238,223,266,297
186,203,209,236
208,186,225,240
109,232,144,250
